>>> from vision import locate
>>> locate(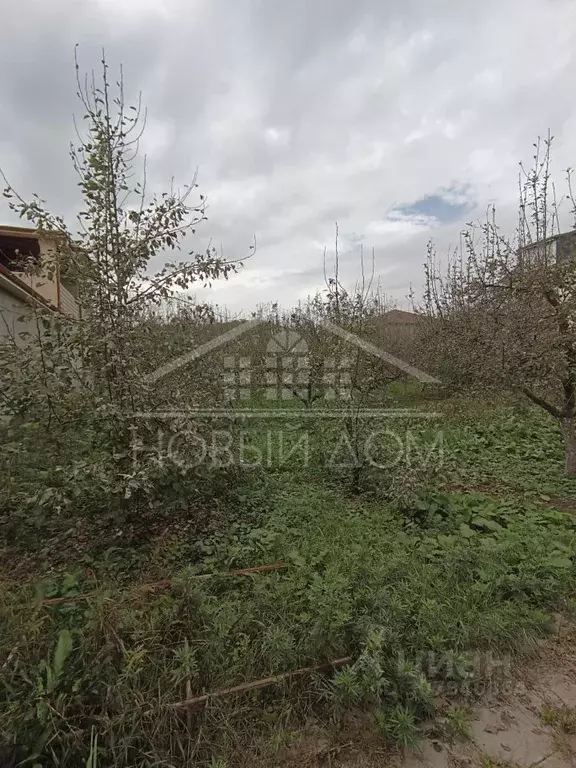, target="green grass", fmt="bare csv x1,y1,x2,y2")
1,395,576,766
